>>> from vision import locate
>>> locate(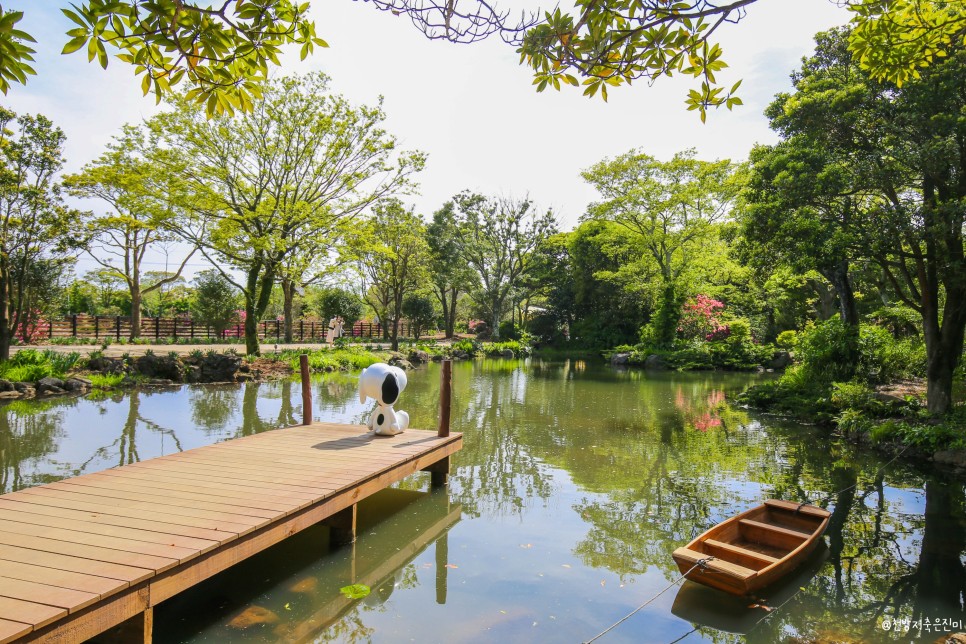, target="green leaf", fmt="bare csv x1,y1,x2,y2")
62,36,88,55
340,584,371,599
